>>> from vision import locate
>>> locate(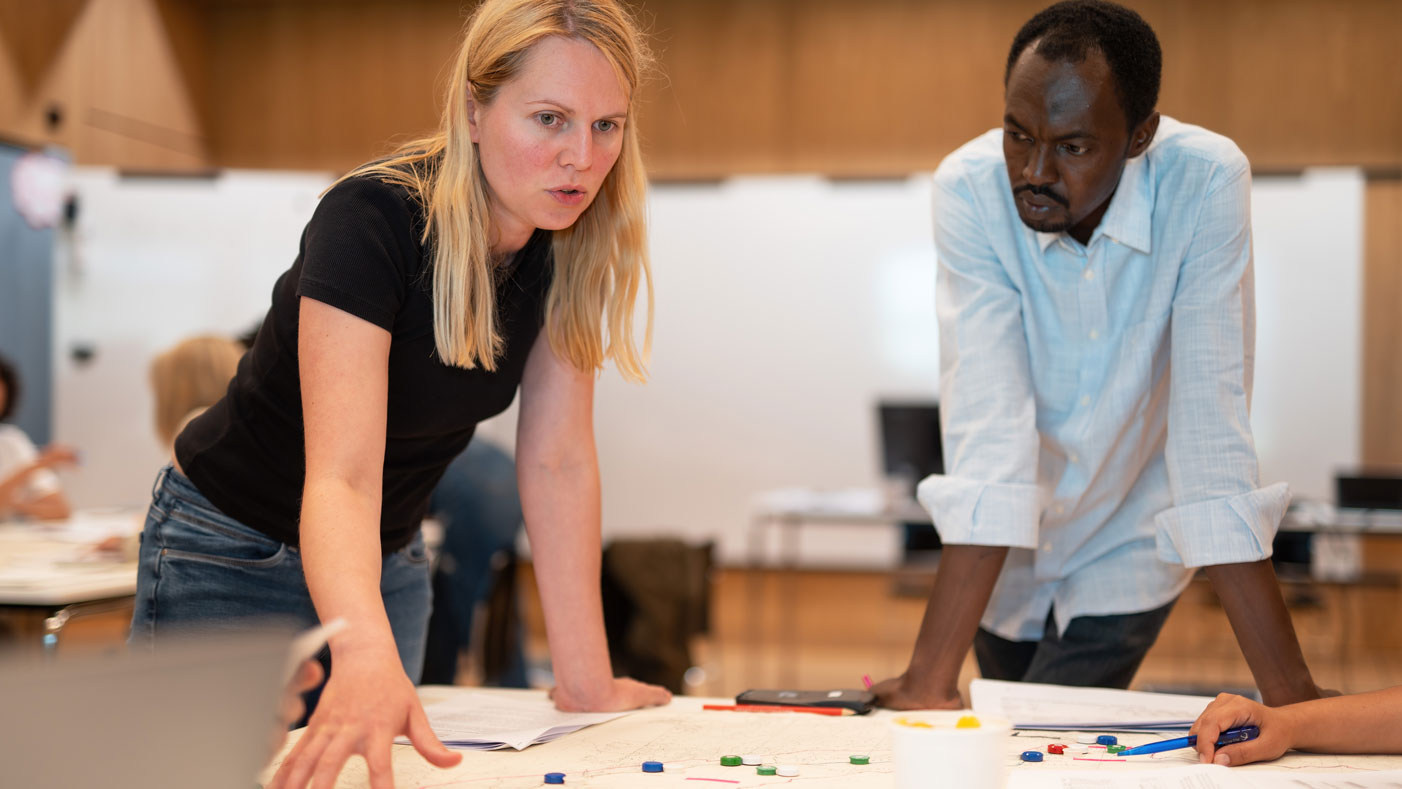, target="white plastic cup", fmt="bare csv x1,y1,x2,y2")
890,711,1012,789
